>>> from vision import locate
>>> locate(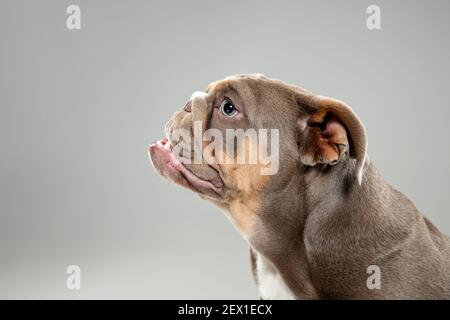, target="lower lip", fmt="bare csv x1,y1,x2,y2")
149,139,223,196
